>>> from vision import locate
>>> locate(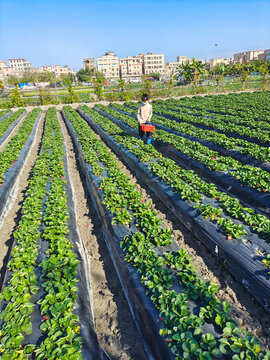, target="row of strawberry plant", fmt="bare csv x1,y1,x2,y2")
0,109,25,139
0,110,10,120
80,105,270,245
63,105,270,360
151,102,270,143
125,100,269,144
162,91,270,122
35,107,82,359
0,108,82,359
0,108,41,184
0,112,52,358
110,103,270,163
152,97,270,131
95,104,270,193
